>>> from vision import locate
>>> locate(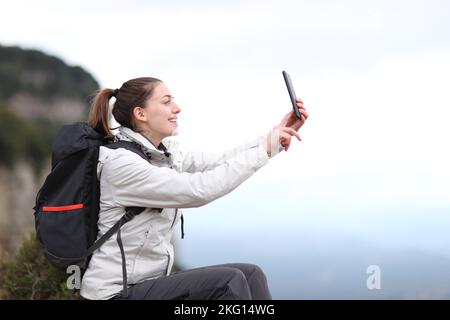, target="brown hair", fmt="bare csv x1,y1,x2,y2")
88,77,162,136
